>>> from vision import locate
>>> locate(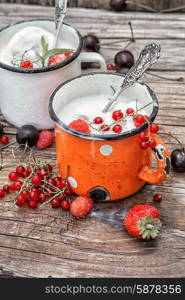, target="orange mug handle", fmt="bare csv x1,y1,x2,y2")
139,135,171,184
